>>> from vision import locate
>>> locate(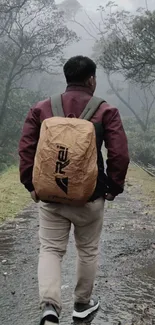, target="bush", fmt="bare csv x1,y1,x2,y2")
0,89,44,172
123,117,155,166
